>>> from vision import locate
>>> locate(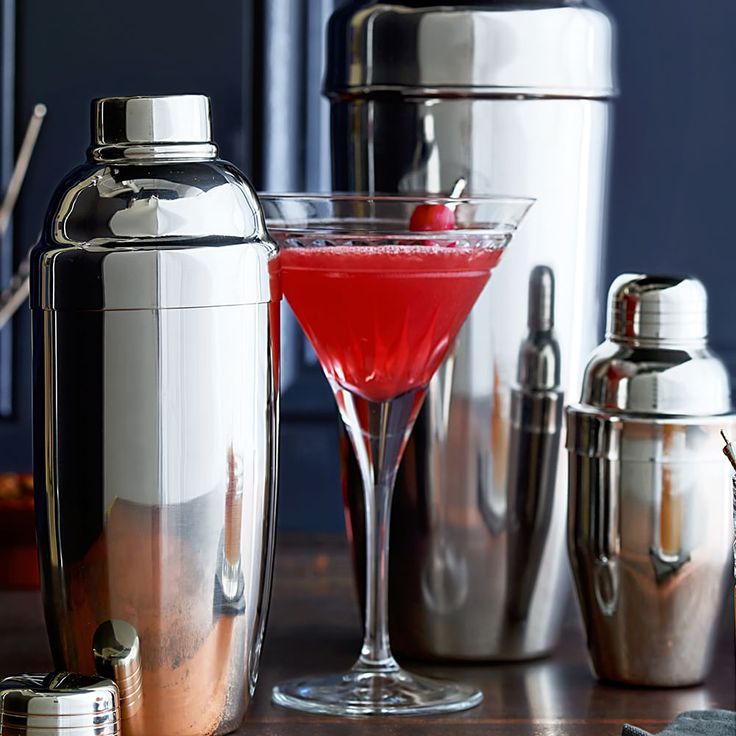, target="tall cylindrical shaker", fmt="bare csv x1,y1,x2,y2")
567,274,735,686
31,95,280,735
326,0,617,660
